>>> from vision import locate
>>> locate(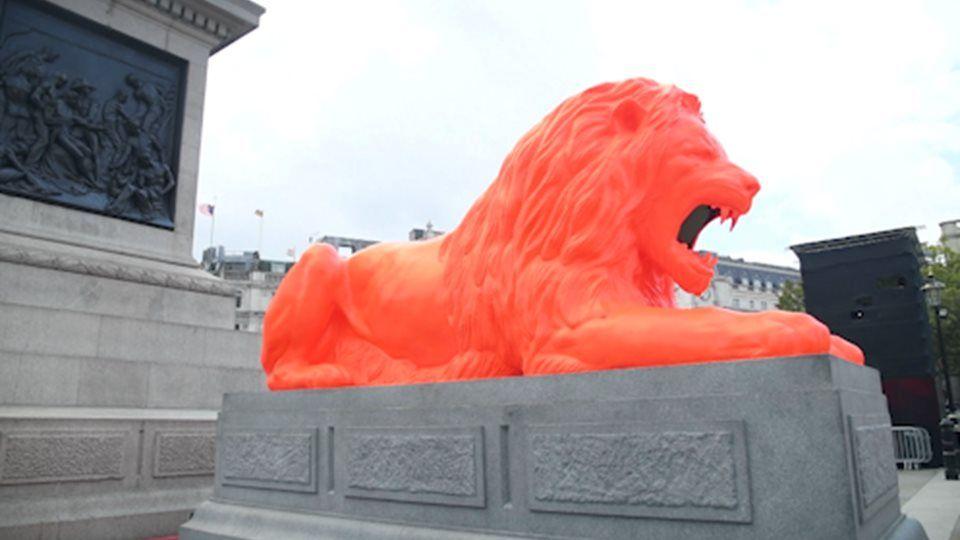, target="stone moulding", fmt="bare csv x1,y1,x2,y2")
137,0,265,53
0,243,236,296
